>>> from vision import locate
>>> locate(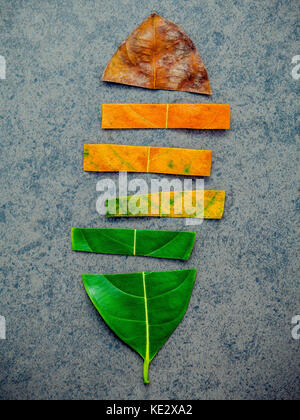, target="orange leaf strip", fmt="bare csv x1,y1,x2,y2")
83,144,212,176
101,104,230,129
